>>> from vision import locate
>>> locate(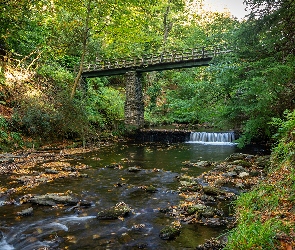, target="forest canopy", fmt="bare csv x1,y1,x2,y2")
0,0,294,149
